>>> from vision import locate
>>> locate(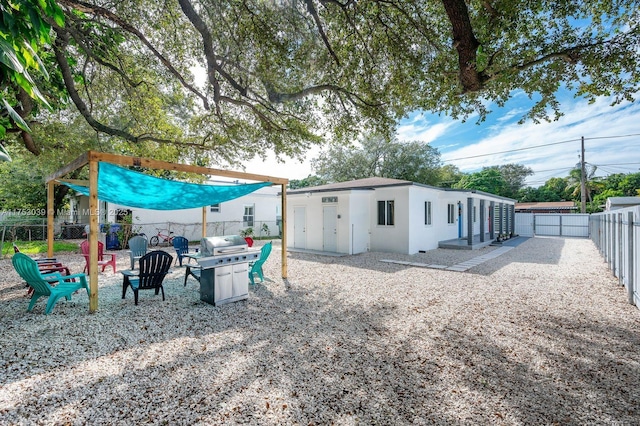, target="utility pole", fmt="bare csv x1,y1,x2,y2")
580,136,587,213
